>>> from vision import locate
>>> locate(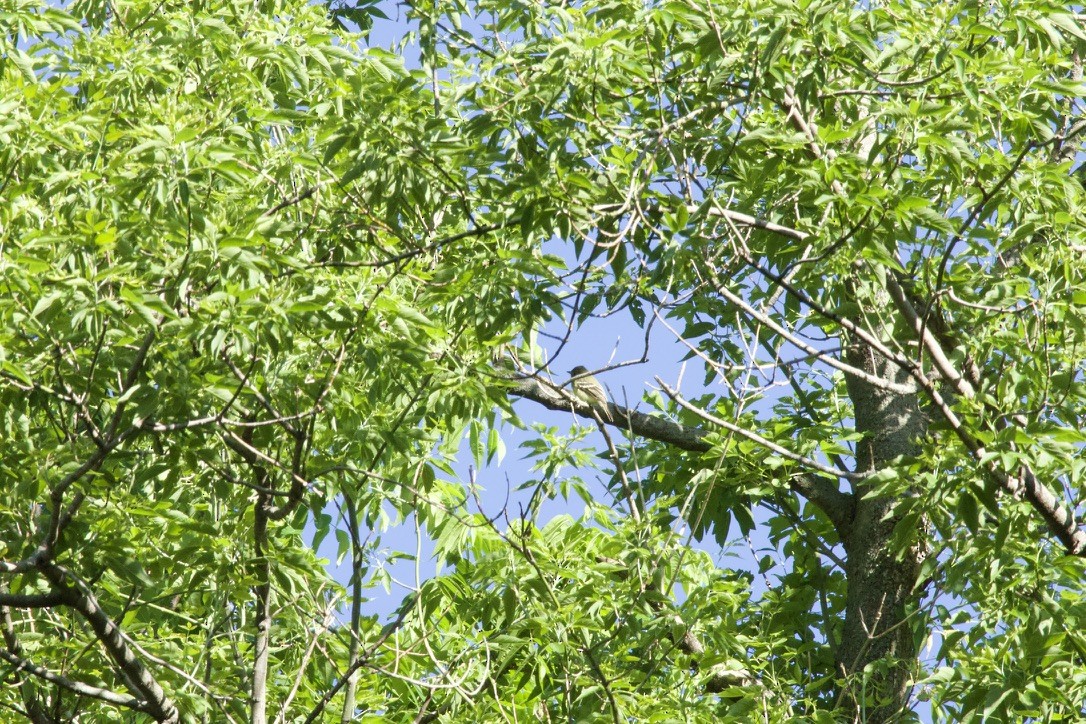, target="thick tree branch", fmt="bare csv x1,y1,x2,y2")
697,199,1086,553
657,380,860,482
886,276,1086,555
703,264,918,396
0,591,65,608
0,648,150,713
337,495,365,724
37,564,179,723
509,376,707,450
251,496,272,724
507,376,855,532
